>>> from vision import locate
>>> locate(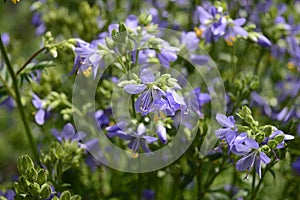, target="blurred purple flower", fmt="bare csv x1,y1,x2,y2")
292,157,300,175
156,120,167,144
32,93,51,125
0,189,15,200
251,92,272,117
0,96,15,110
142,189,155,200
188,87,210,118
215,113,238,142
224,18,248,45
51,123,86,142
73,39,104,78
107,123,157,153
195,6,227,42
1,33,10,46
95,109,111,128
